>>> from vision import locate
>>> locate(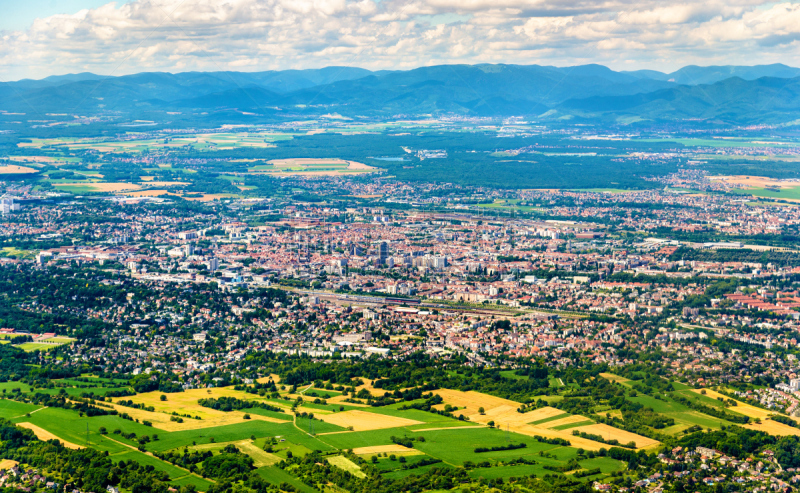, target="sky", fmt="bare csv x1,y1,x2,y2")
1,0,800,80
